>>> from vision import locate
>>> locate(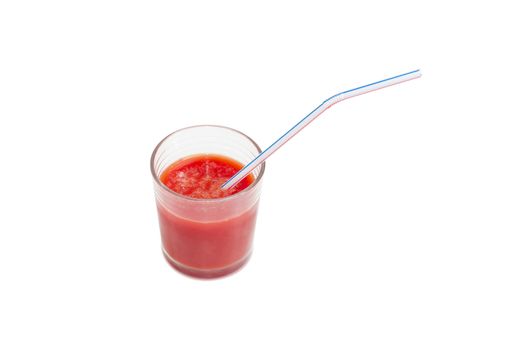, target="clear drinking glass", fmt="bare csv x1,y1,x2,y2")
151,125,265,278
